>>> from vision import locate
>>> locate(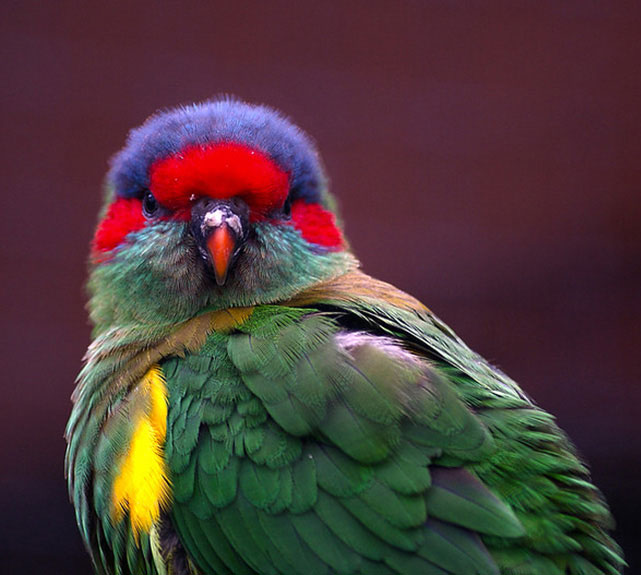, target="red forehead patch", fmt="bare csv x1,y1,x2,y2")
149,143,289,218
